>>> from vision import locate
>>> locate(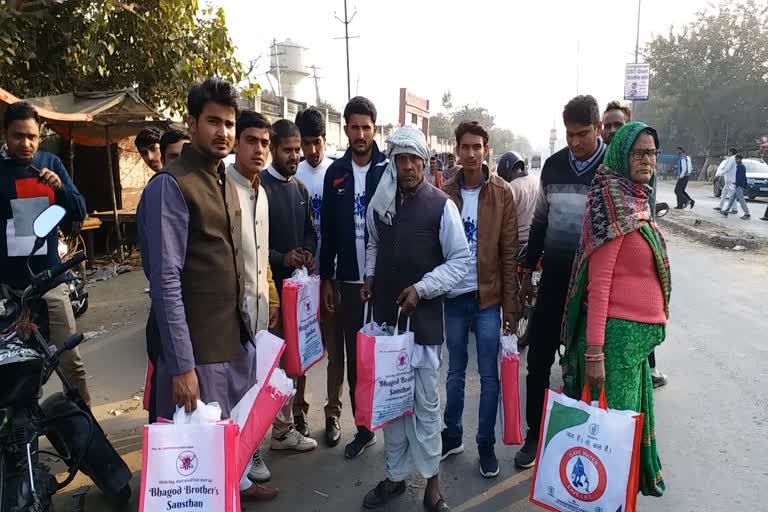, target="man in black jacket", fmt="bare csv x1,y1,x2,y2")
320,96,387,458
